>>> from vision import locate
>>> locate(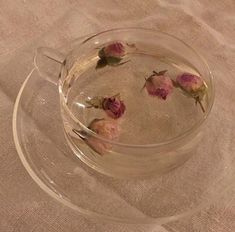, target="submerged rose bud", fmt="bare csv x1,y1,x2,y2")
103,42,126,58
176,73,207,112
86,118,120,155
176,73,204,92
144,70,173,100
96,42,129,69
102,95,126,119
86,93,126,119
